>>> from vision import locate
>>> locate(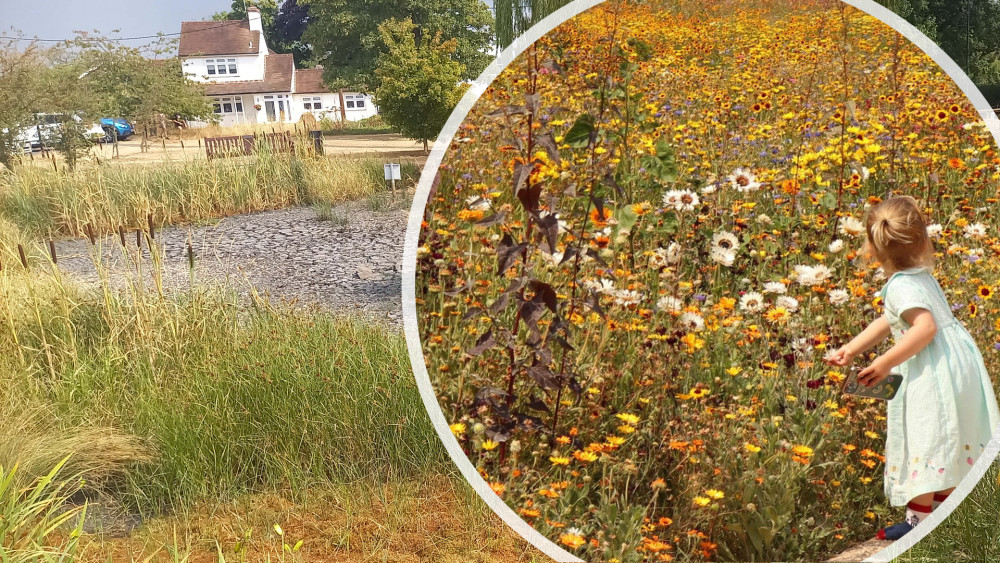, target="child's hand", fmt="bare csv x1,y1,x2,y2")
825,346,855,367
858,358,890,387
